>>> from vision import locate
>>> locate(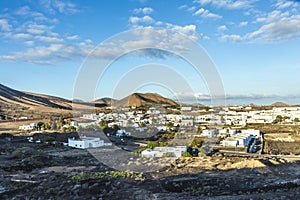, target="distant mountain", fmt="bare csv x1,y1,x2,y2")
93,97,116,106
247,103,260,107
0,84,94,118
270,102,291,107
113,93,179,107
0,83,72,110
